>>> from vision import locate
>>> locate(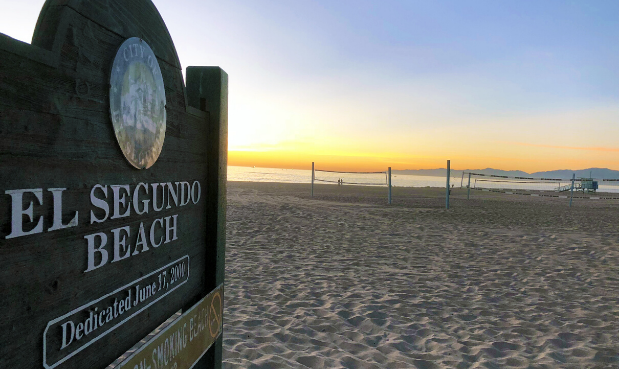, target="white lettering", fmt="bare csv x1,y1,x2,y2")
189,317,194,341
133,182,150,215
5,188,44,239
151,183,166,211
124,290,132,312
180,182,191,206
166,182,179,209
164,215,178,243
183,323,188,348
60,321,75,349
111,226,131,262
191,181,201,204
93,308,98,331
84,310,94,335
75,322,84,339
111,185,131,219
150,218,164,247
106,307,113,322
84,232,108,272
157,345,164,367
47,188,78,231
90,184,109,224
132,222,149,256
98,310,105,327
